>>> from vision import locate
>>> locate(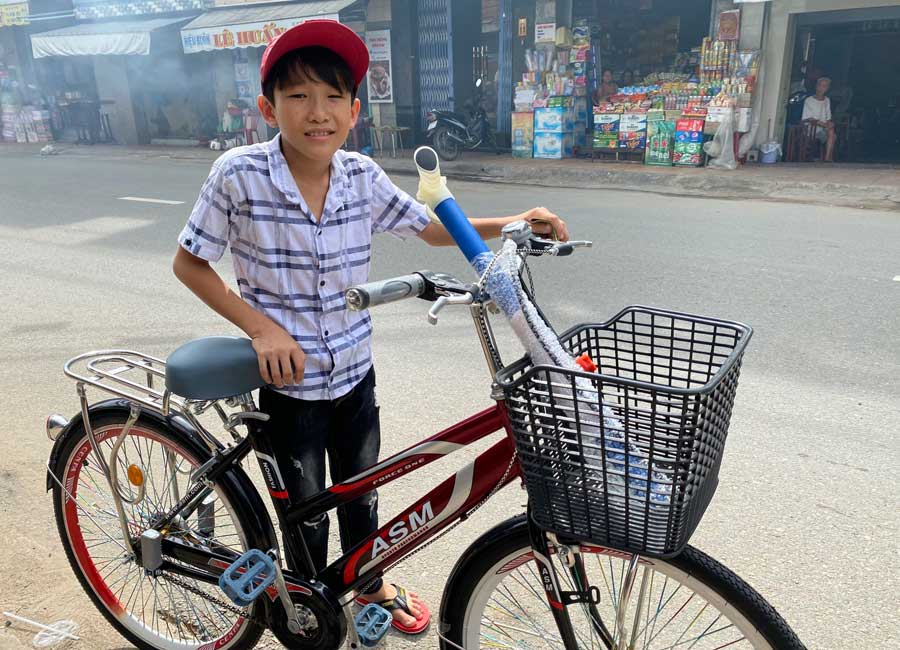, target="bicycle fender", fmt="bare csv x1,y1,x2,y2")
439,513,529,626
44,399,278,554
